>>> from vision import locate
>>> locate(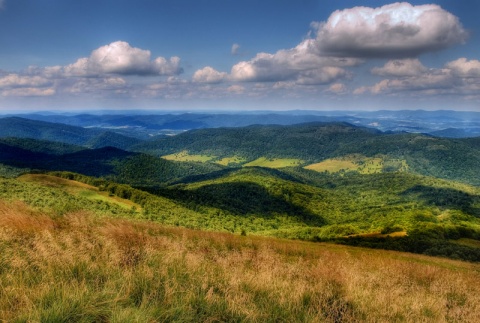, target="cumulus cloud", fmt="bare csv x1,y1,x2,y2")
445,58,480,77
0,74,52,88
327,83,347,94
357,56,480,97
231,43,241,55
371,59,427,77
64,41,183,76
193,66,227,83
0,41,187,99
314,2,468,58
230,39,358,83
228,3,466,85
64,77,127,94
362,72,454,95
296,67,349,85
227,85,245,94
2,88,55,97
